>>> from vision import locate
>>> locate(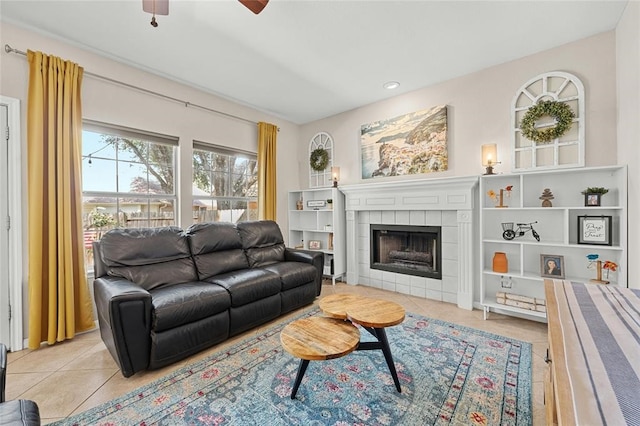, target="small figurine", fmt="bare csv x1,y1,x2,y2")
487,185,513,208
539,188,554,207
586,254,617,284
